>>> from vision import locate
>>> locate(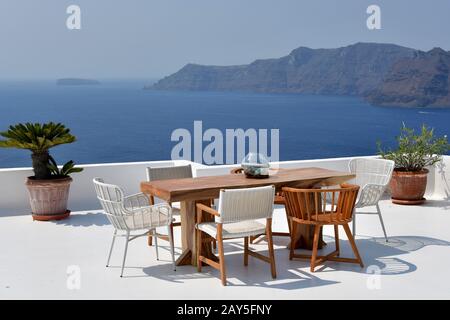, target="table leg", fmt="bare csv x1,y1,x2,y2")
289,225,326,250
287,192,326,250
176,199,218,266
